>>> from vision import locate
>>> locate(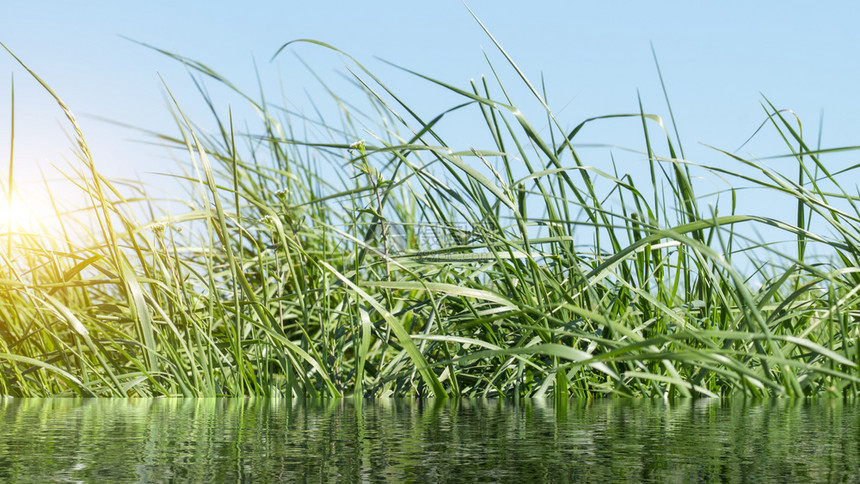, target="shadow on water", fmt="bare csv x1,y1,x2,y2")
0,397,857,482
